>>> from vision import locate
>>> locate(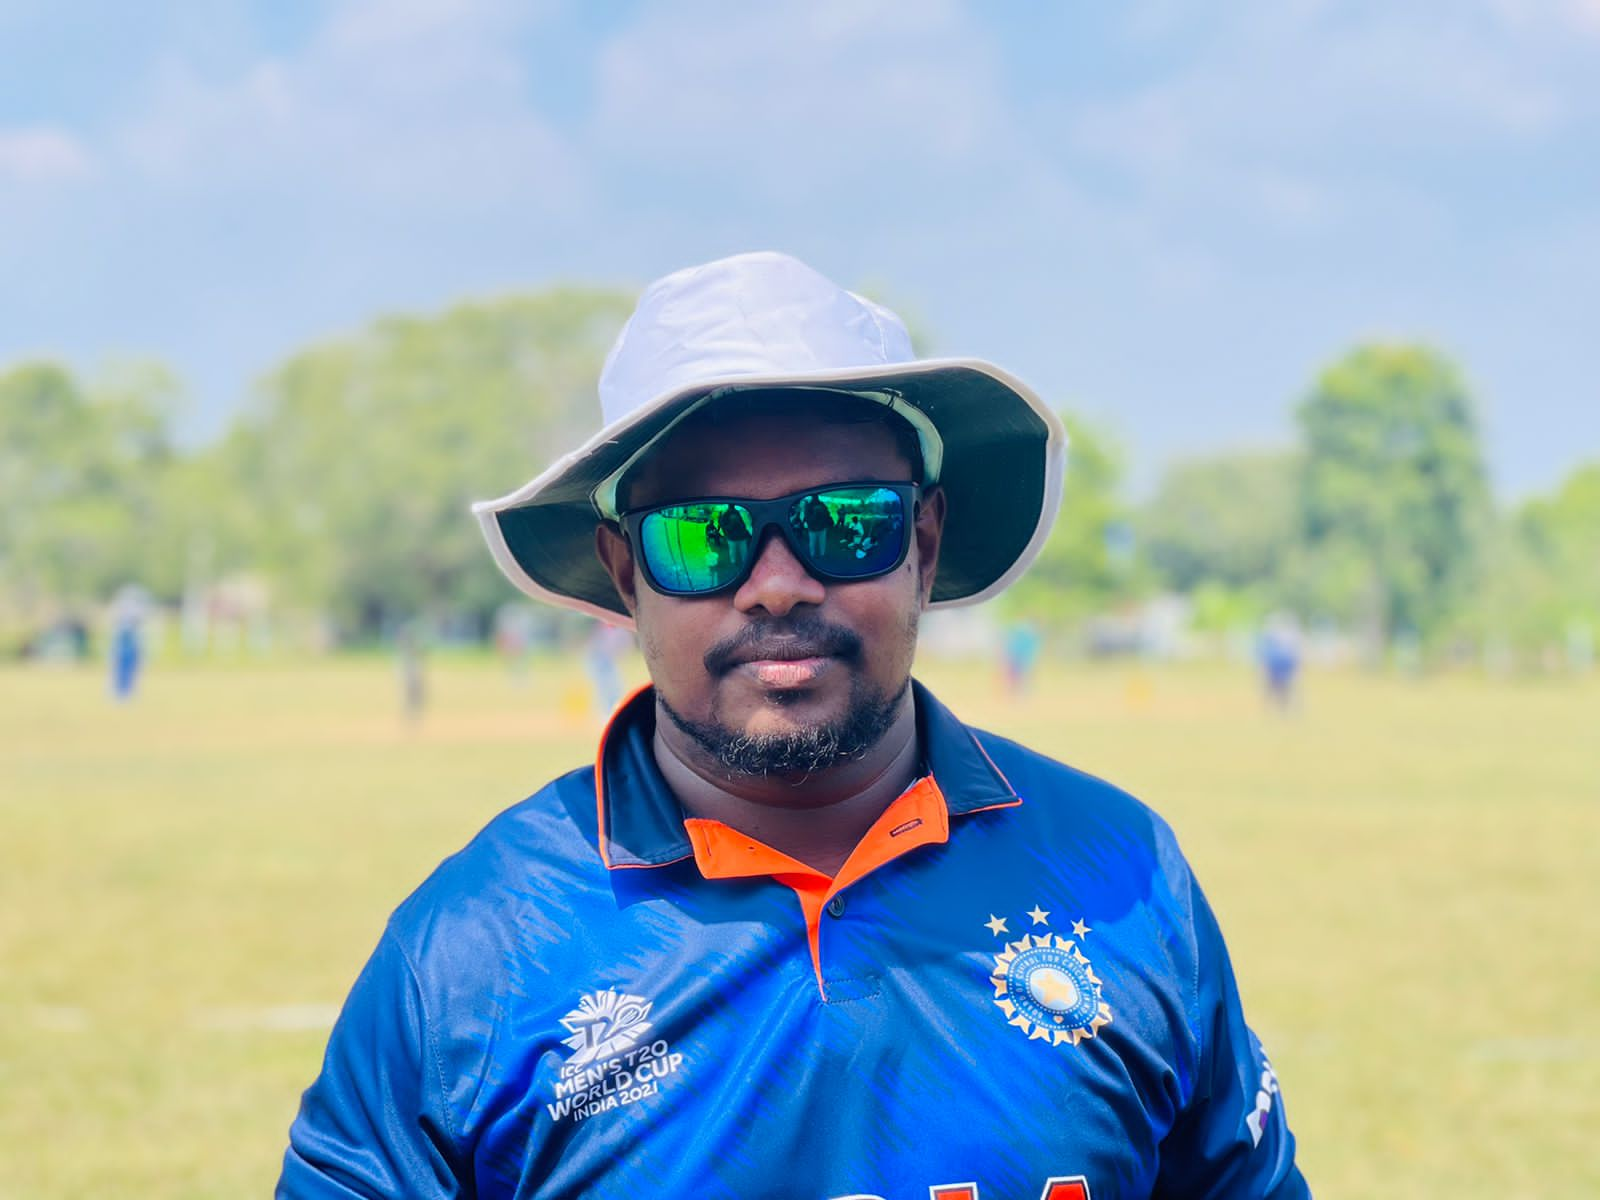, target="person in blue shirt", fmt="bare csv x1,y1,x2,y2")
1257,612,1305,713
279,252,1310,1199
108,584,147,702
